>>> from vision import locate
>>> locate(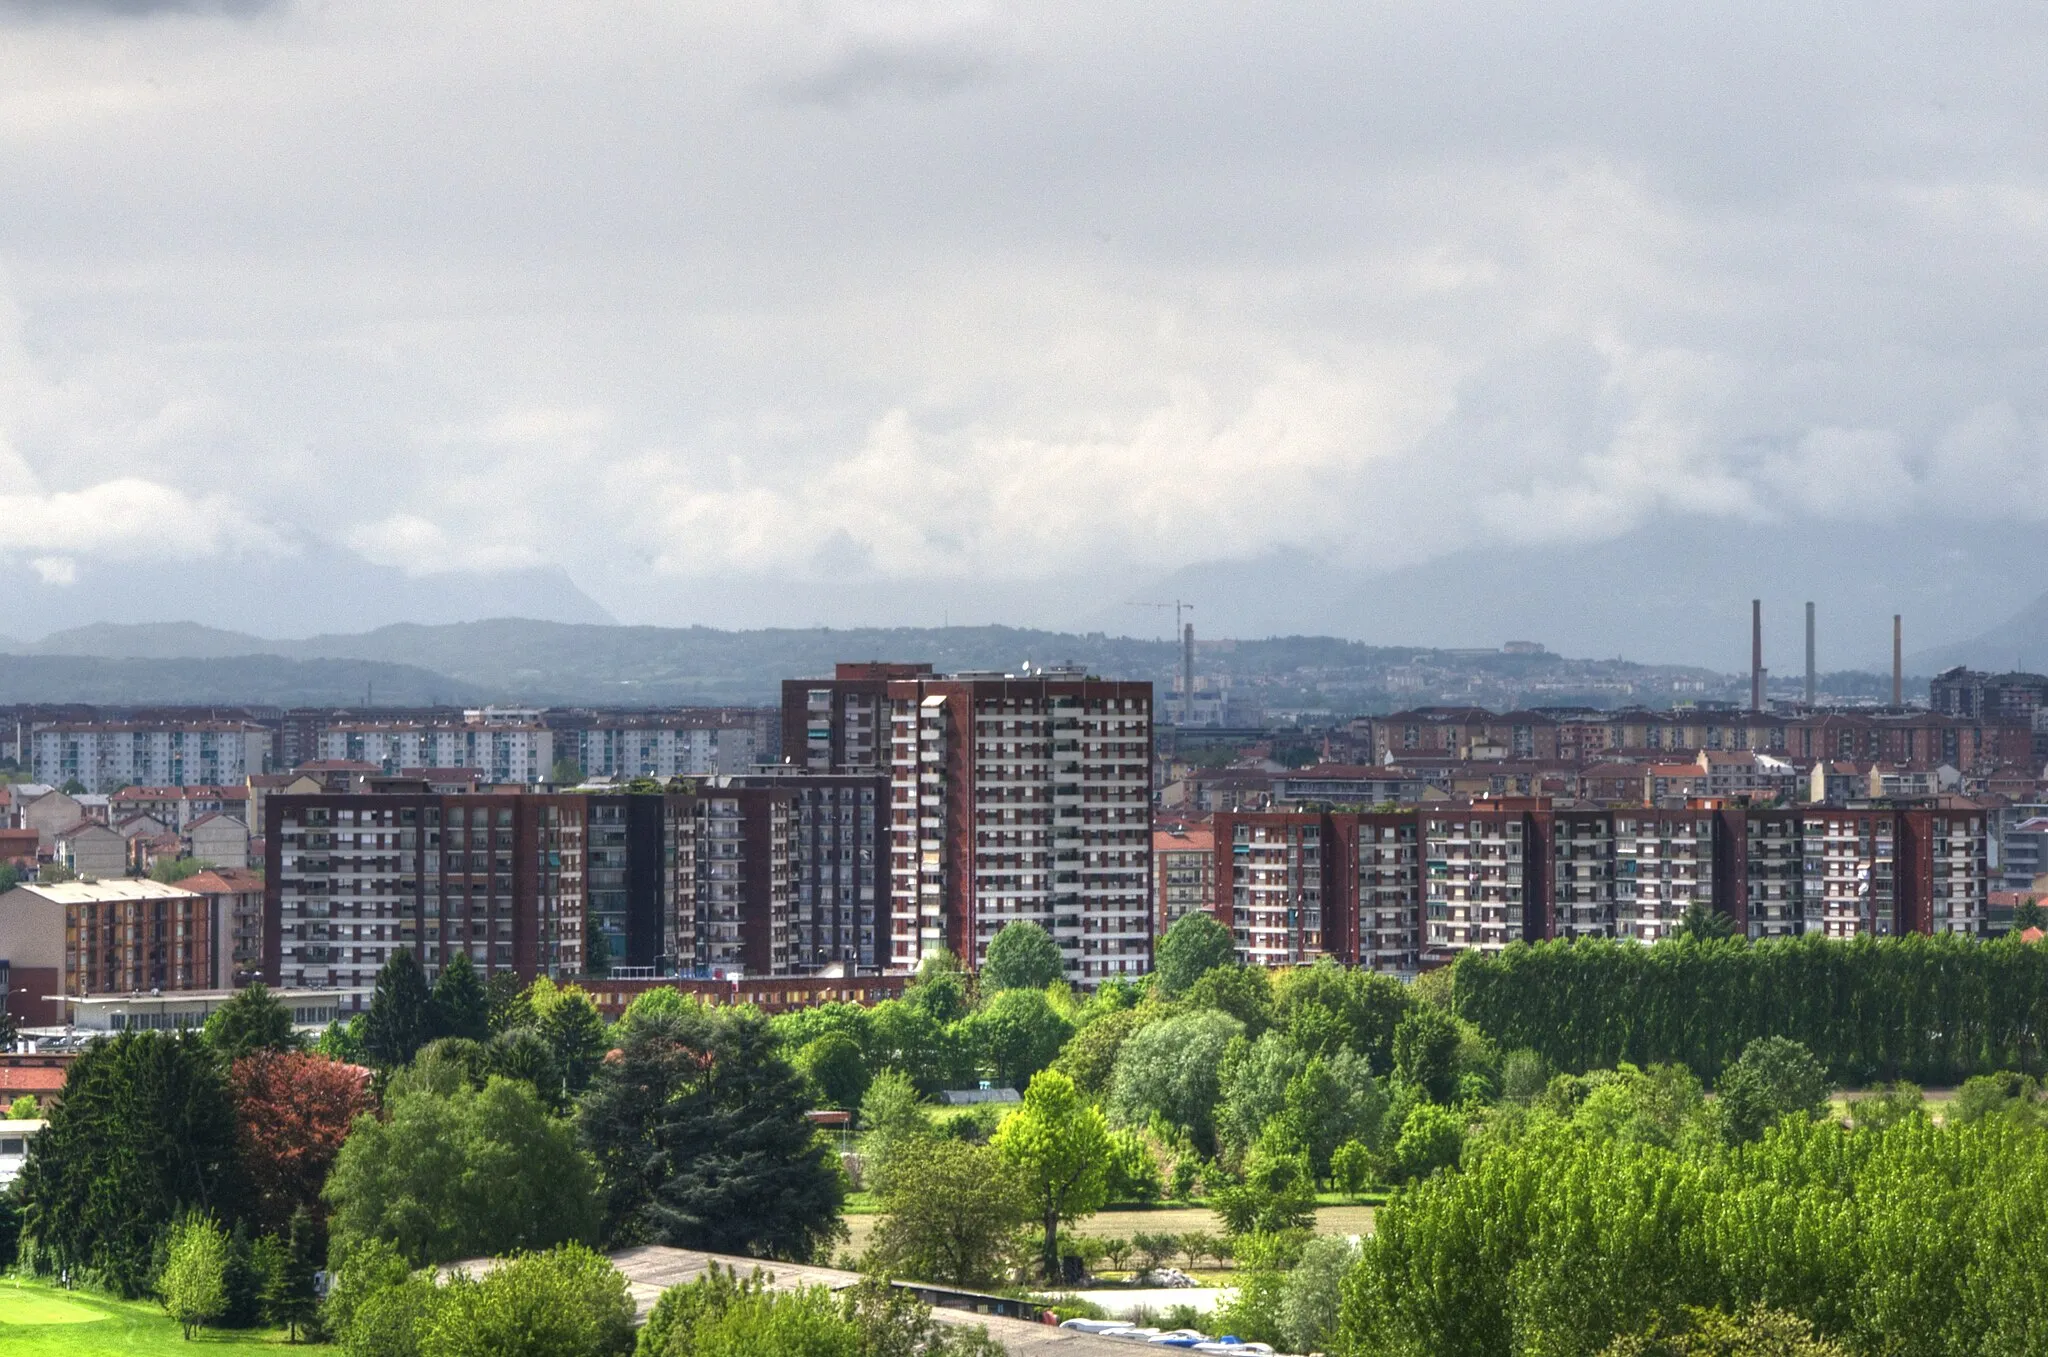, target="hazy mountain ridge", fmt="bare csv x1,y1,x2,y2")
0,655,488,707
